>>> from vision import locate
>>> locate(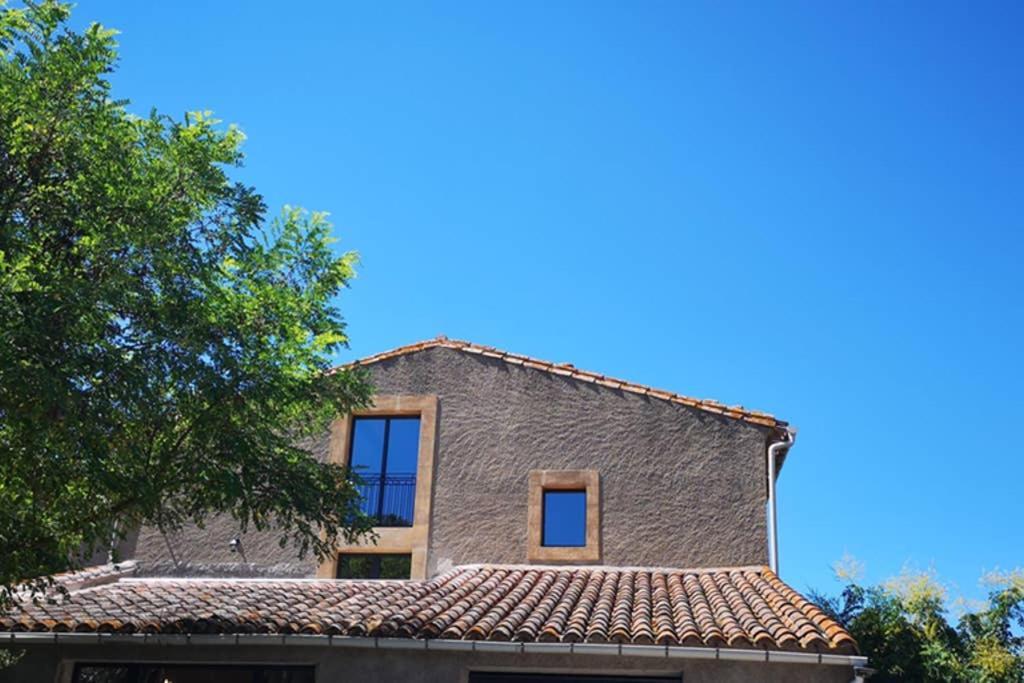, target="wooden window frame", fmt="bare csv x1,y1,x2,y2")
527,470,601,563
316,395,438,580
